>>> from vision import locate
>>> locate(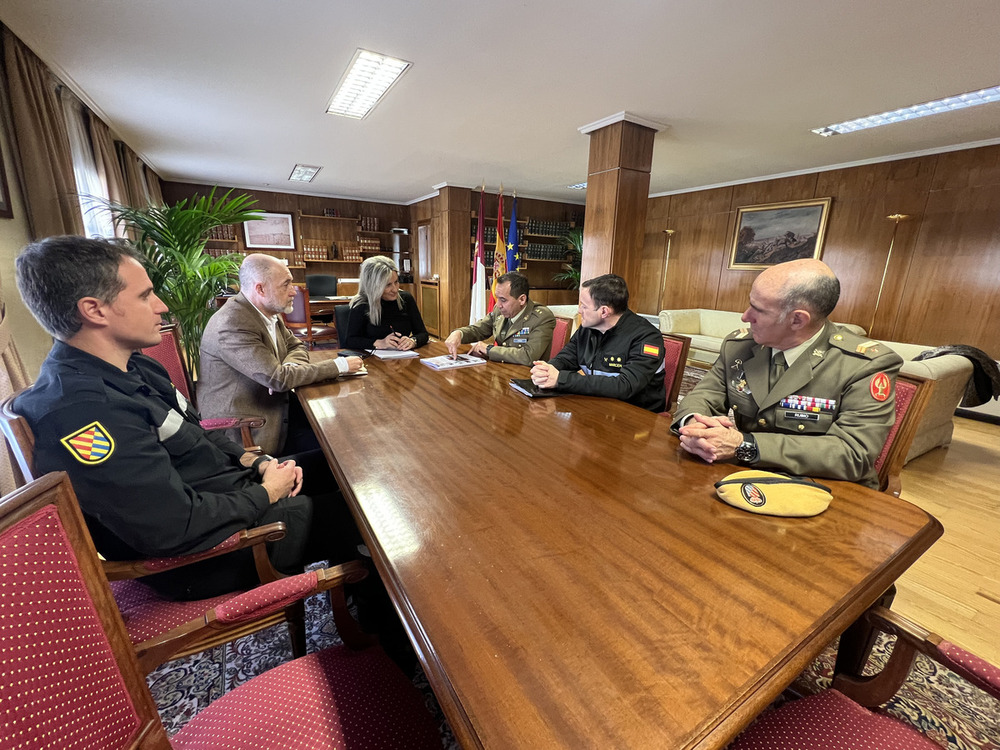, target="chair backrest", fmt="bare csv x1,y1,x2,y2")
661,333,692,412
0,390,36,487
306,274,338,297
550,316,573,359
874,373,934,497
140,324,192,402
335,303,351,346
283,284,310,326
0,472,170,748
